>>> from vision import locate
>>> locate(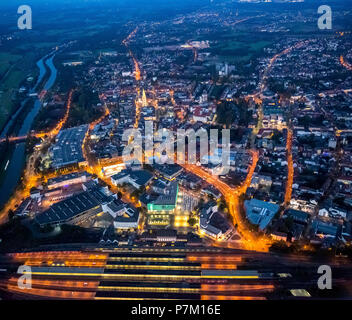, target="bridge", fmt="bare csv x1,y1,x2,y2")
0,133,46,144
